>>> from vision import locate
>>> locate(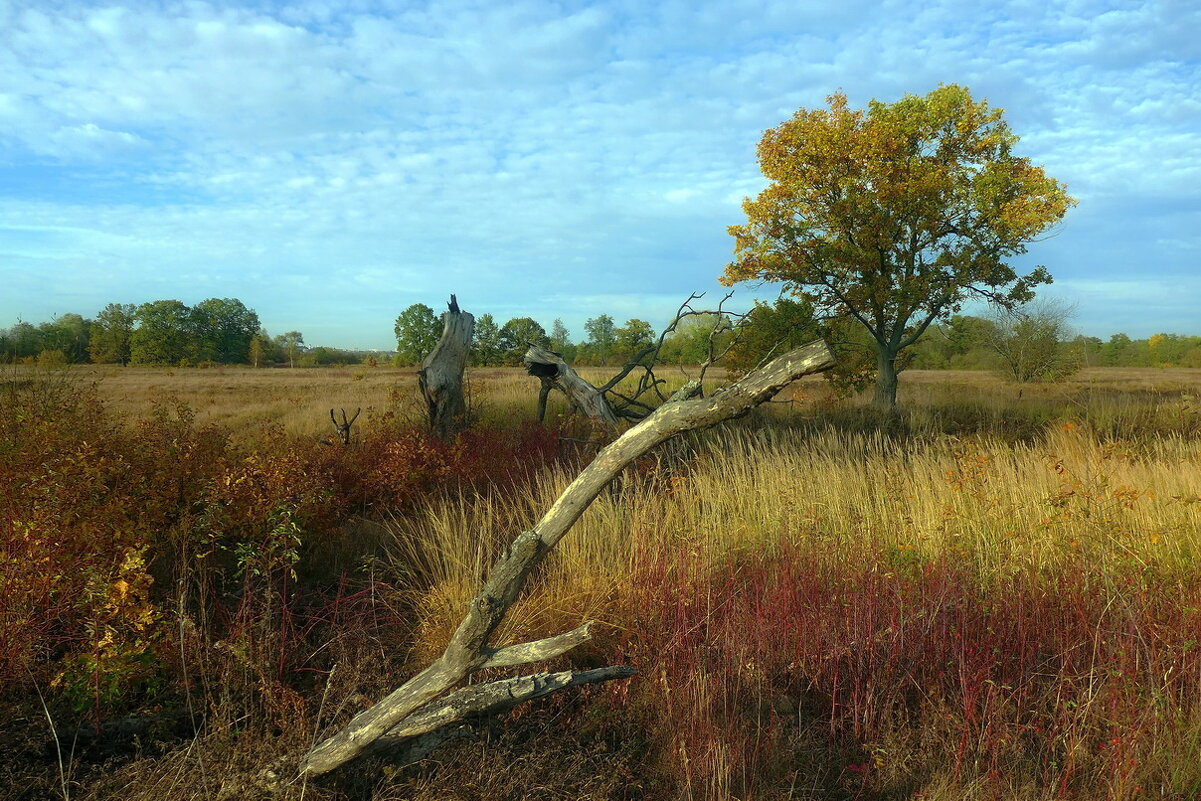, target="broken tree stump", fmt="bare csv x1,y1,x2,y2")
419,294,474,439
